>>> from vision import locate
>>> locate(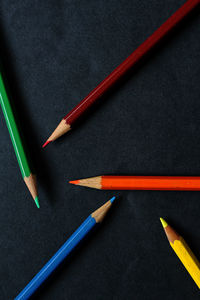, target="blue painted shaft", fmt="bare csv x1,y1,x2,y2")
15,215,96,300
